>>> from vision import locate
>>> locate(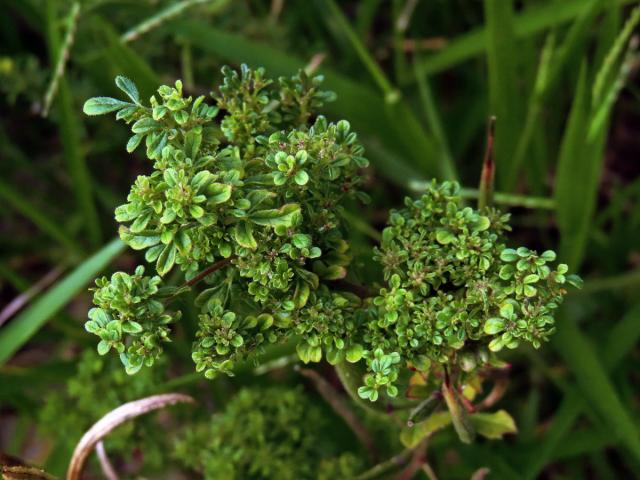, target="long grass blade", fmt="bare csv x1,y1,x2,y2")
0,238,125,366
483,0,523,191
556,8,640,270
121,0,229,44
413,60,458,180
45,0,102,248
321,0,399,102
554,63,591,269
553,317,640,463
42,1,80,117
524,303,640,477
417,0,638,76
